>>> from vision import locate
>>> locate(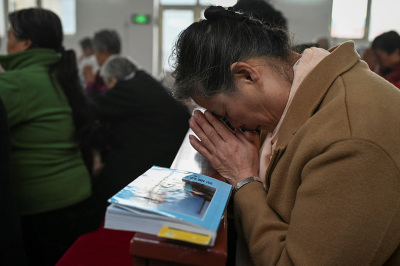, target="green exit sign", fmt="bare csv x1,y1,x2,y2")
132,14,151,24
